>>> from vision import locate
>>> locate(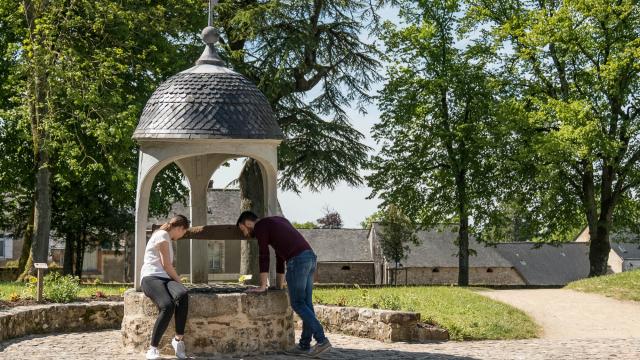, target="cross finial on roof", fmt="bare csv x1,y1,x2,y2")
208,0,218,27
197,0,224,66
